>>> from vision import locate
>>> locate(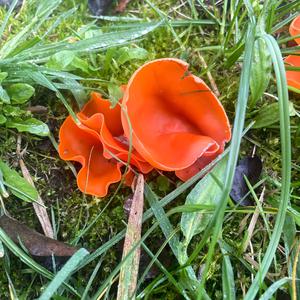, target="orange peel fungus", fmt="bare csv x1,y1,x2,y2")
122,58,231,181
58,92,152,197
285,15,300,91
58,58,231,197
